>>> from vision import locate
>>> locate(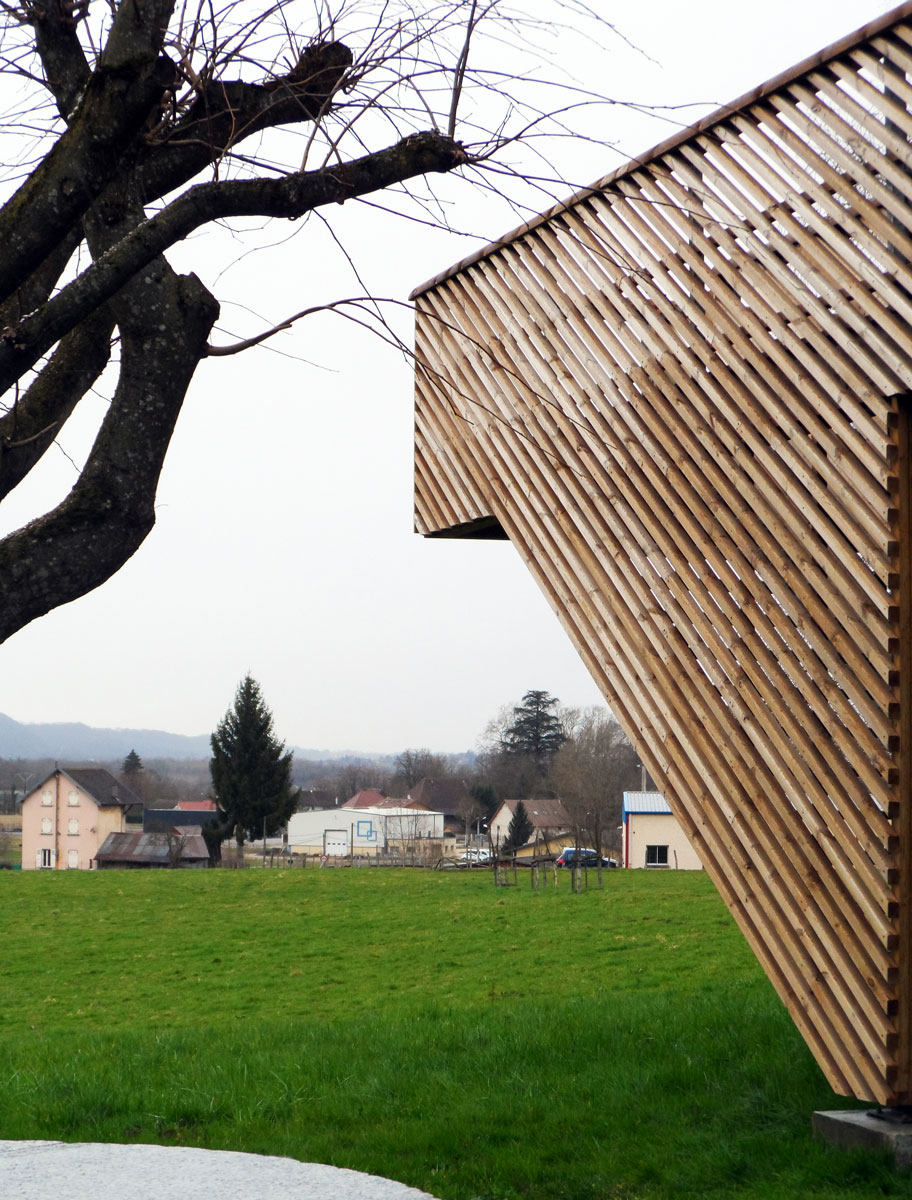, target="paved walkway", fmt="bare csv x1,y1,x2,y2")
0,1141,443,1199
